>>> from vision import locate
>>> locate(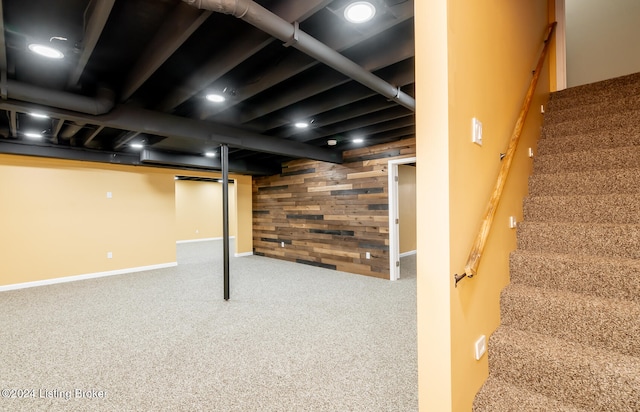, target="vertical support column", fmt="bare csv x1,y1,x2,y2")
221,144,230,300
